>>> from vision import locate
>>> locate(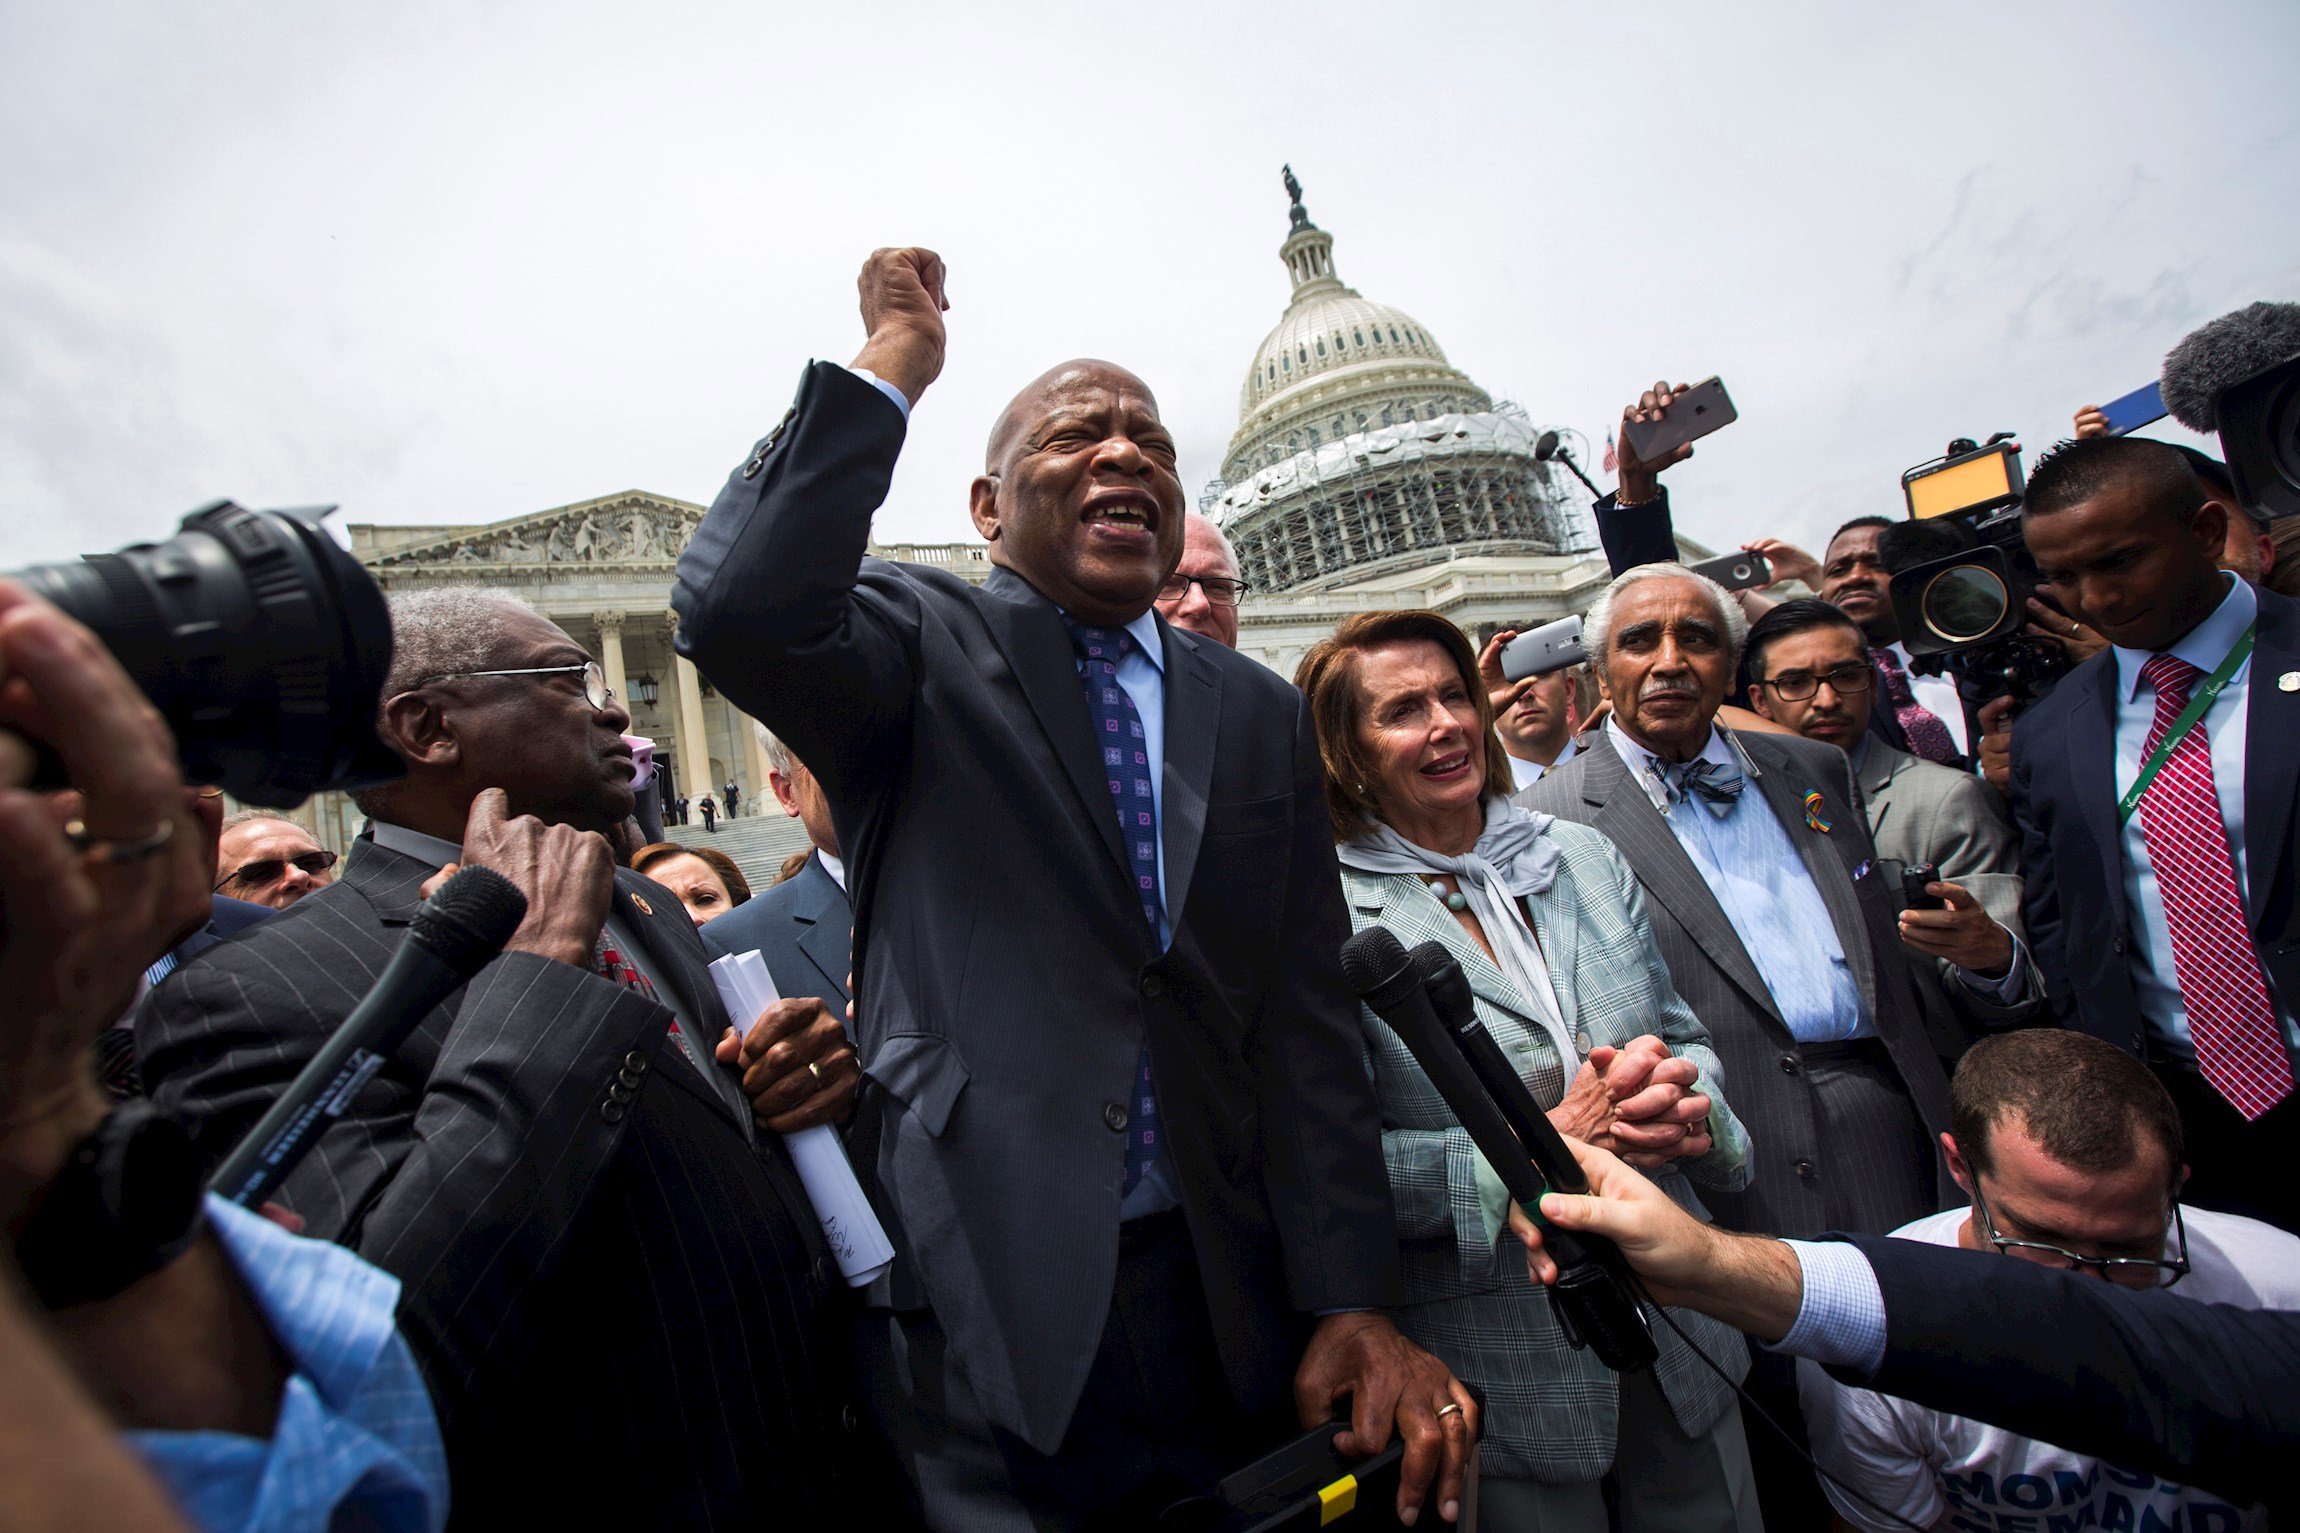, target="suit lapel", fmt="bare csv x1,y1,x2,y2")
1158,622,1224,927
340,836,433,927
2245,595,2300,927
1743,732,1878,1019
2067,658,2128,931
1581,740,1782,1022
975,568,1131,886
1521,874,1581,1024
614,875,755,1139
1343,871,1548,1034
1857,743,1906,842
791,857,853,1005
